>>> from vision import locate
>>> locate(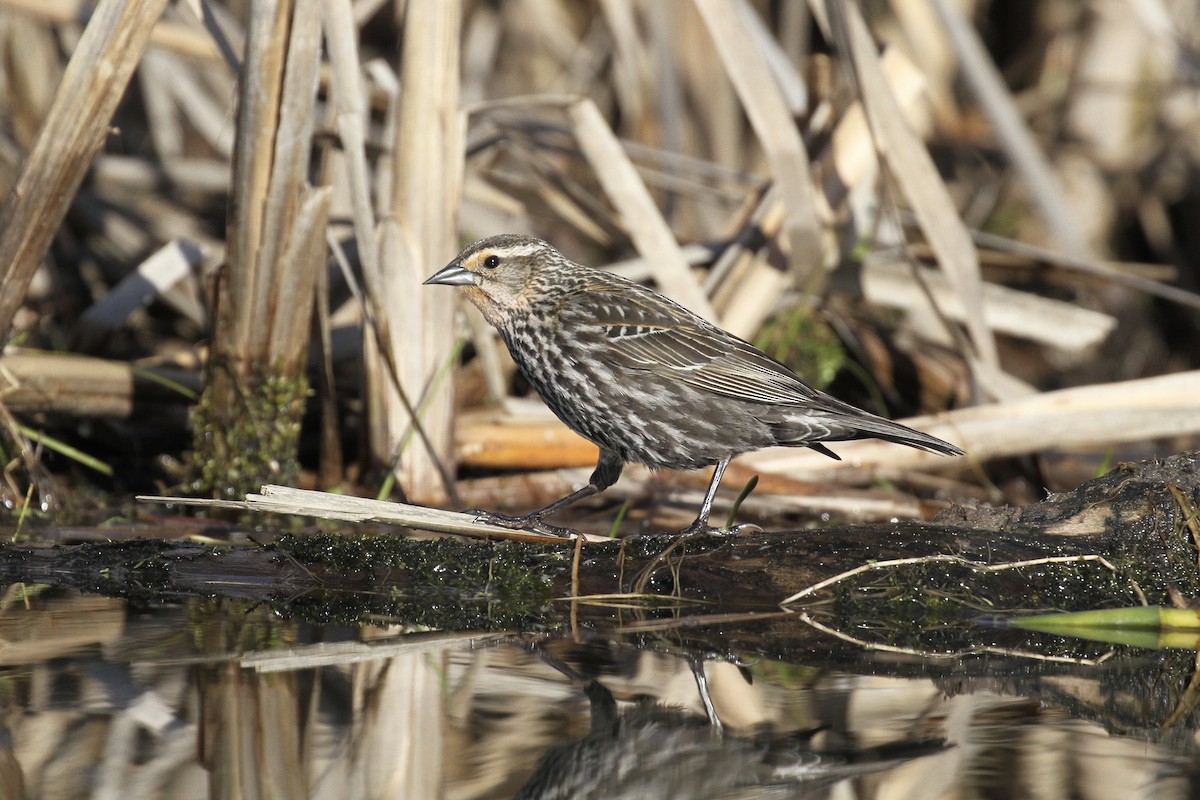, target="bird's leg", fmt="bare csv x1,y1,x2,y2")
686,655,723,731
679,455,732,535
469,448,624,537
